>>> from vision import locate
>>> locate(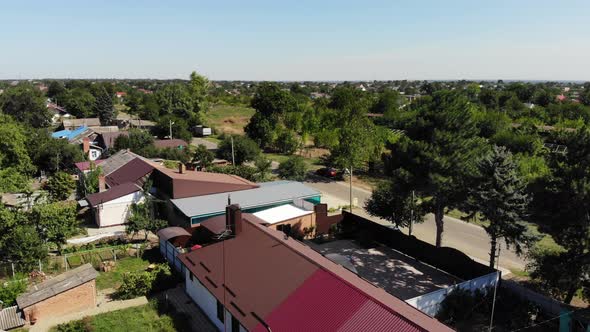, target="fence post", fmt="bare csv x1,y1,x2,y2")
11,262,15,278
113,249,117,262
39,259,42,272
64,255,68,271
